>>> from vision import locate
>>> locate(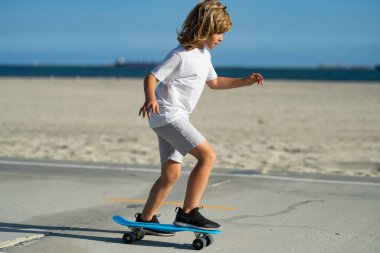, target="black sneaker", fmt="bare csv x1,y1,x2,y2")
173,207,221,230
135,213,175,237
